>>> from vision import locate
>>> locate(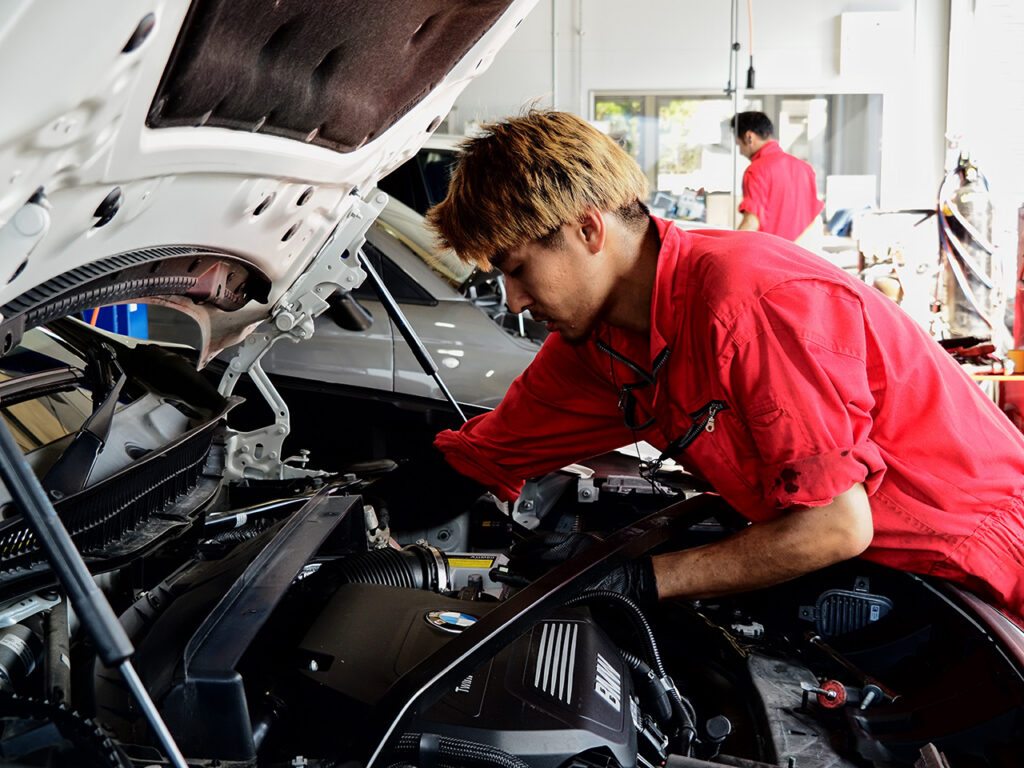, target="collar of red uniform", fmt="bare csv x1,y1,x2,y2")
648,215,685,363
750,139,782,162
